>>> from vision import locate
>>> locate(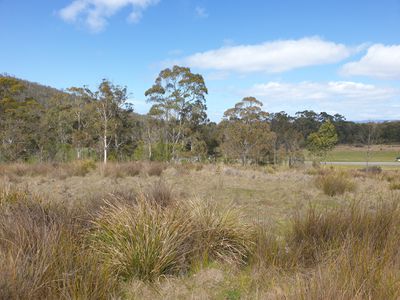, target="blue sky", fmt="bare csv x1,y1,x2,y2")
1,0,399,121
